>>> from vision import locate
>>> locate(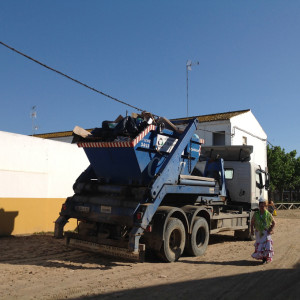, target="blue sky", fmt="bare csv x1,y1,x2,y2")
0,1,299,154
